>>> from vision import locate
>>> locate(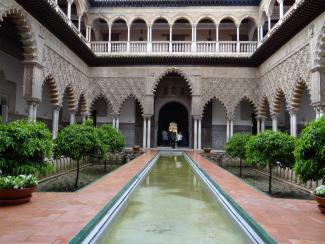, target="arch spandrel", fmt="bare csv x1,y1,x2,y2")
151,68,194,95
